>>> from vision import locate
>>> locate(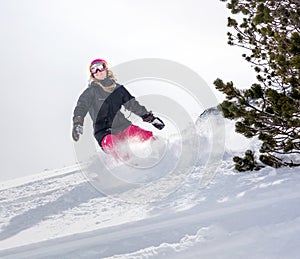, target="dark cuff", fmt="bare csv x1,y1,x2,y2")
141,112,154,122
73,116,84,125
